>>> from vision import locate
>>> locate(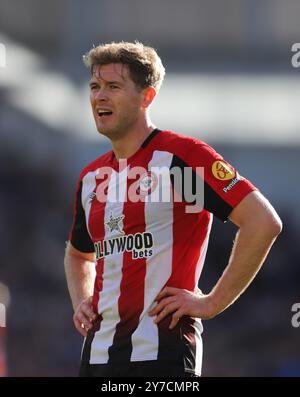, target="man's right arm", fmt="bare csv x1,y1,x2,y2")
64,241,97,336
